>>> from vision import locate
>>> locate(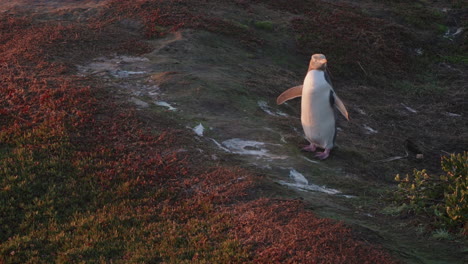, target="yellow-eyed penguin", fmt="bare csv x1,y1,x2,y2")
277,54,349,159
